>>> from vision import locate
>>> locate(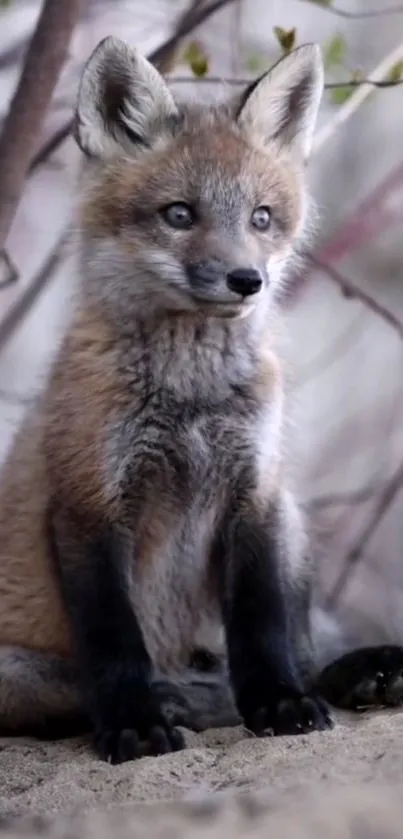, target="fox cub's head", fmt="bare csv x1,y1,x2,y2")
75,37,323,320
